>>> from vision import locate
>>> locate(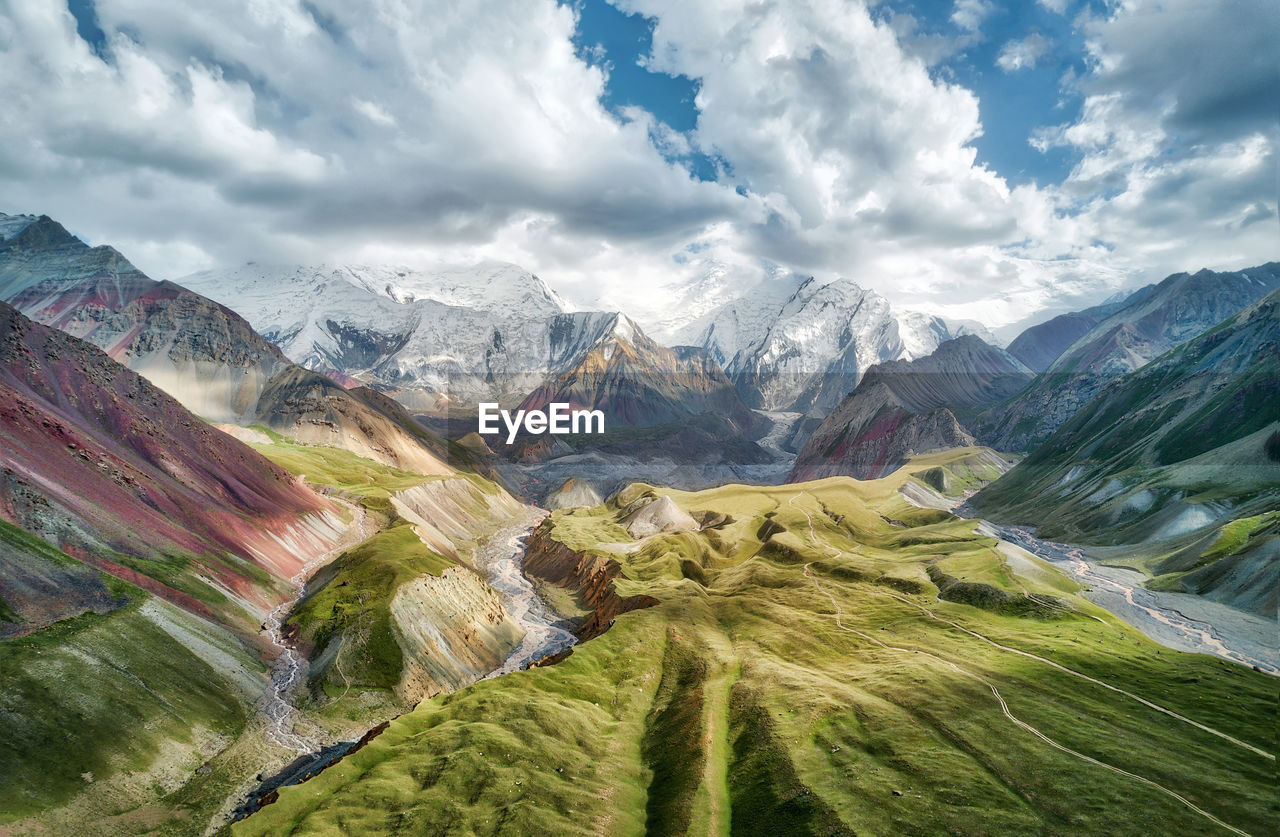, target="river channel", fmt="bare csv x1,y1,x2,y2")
959,509,1279,675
